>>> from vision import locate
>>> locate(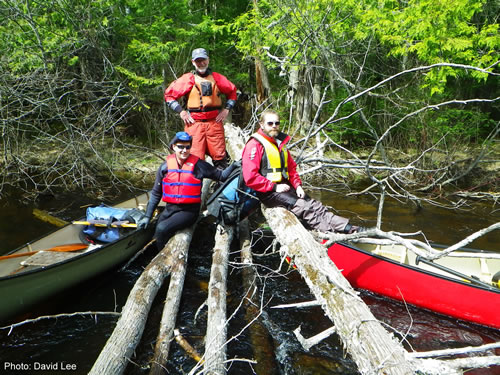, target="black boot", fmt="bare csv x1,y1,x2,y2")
213,155,229,170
